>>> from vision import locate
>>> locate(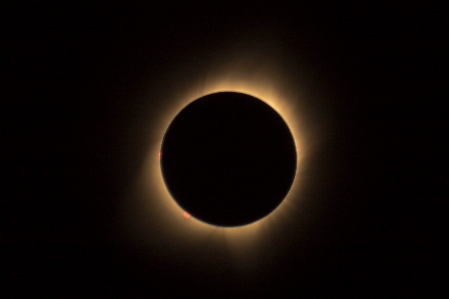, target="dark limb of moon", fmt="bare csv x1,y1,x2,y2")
160,92,297,227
